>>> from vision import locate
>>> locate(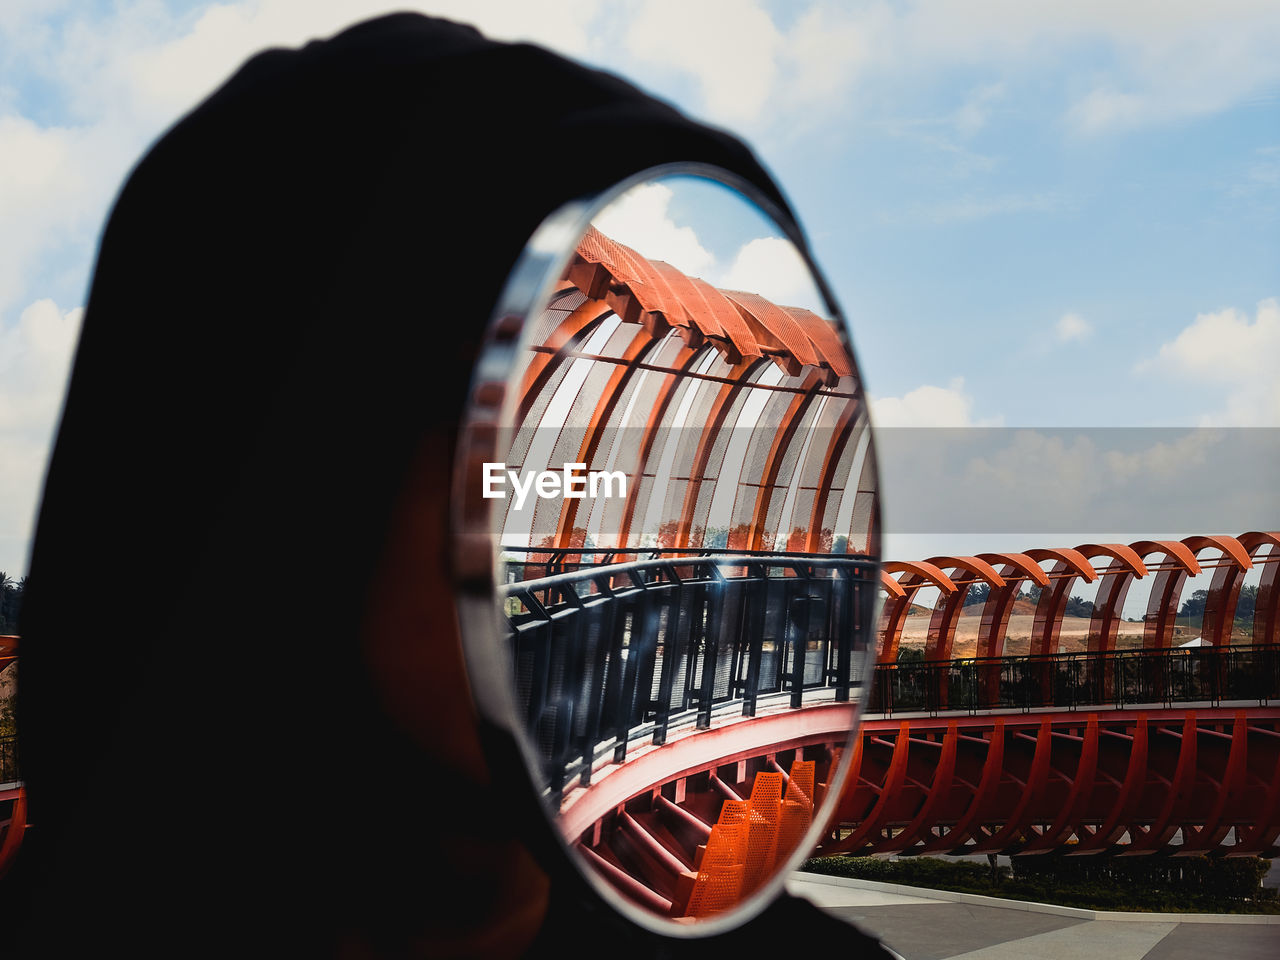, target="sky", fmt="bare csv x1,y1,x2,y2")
1,0,1278,594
